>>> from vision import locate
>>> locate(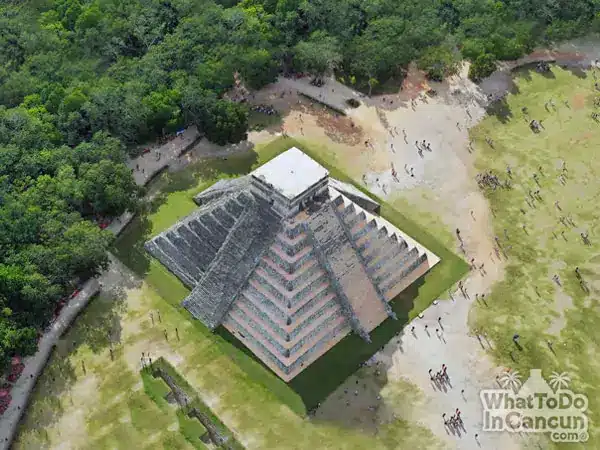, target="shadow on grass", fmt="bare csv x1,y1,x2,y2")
513,61,588,84
513,62,557,82
486,96,513,124
248,110,284,133
60,291,126,354
114,135,468,415
562,64,588,79
16,346,78,442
